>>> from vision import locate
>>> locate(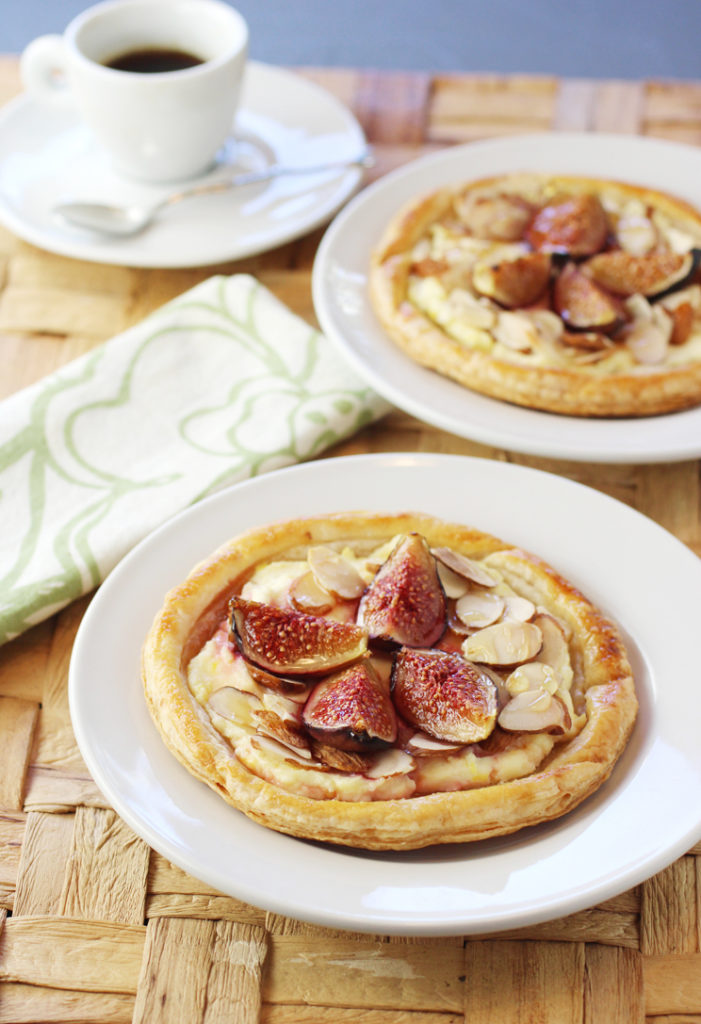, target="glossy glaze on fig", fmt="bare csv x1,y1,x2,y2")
357,534,446,647
584,249,700,299
229,597,368,676
554,263,623,333
303,662,398,752
526,192,608,256
391,647,497,744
